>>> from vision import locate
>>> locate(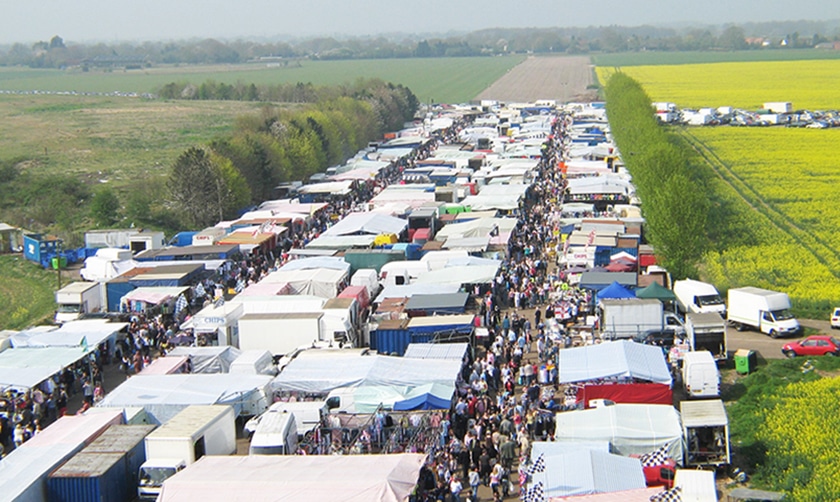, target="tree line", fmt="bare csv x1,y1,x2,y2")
162,79,417,229
3,20,839,69
603,73,710,280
